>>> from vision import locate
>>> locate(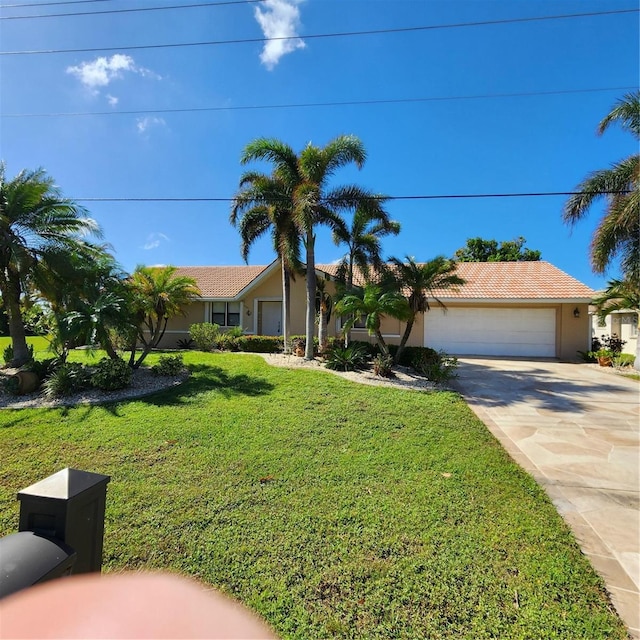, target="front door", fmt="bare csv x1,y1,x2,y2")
260,301,282,336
